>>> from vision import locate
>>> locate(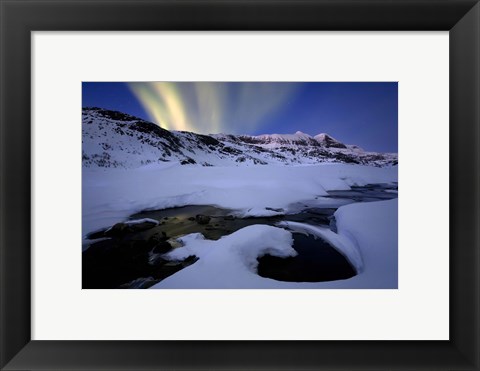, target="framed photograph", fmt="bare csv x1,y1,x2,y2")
81,81,399,290
1,0,479,370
